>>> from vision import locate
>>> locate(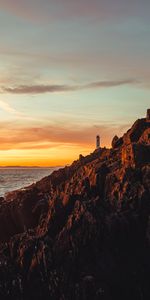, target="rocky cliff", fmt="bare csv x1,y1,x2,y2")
0,115,150,300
